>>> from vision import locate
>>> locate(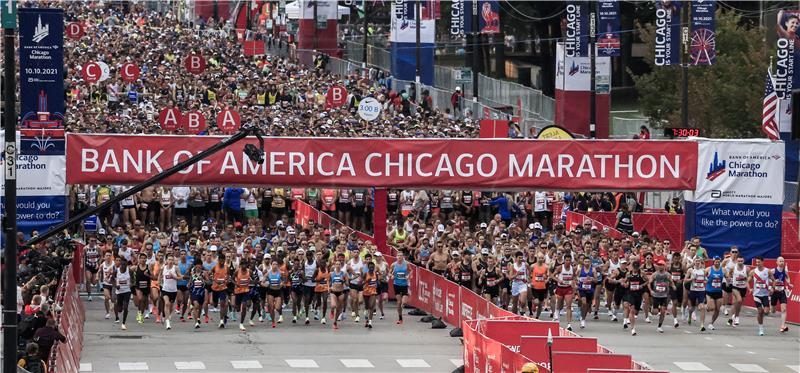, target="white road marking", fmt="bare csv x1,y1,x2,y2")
397,359,431,368
704,337,713,341
79,363,93,372
118,362,149,371
340,359,374,368
286,359,319,368
768,358,778,361
788,366,800,373
730,363,768,372
747,351,756,354
674,362,712,371
726,344,734,348
175,361,206,370
231,360,263,369
450,359,464,367
684,330,692,334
